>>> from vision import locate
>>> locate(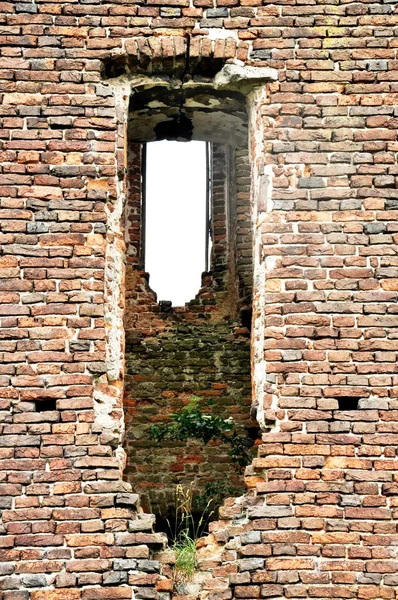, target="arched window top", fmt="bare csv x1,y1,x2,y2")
128,85,248,147
124,79,253,323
